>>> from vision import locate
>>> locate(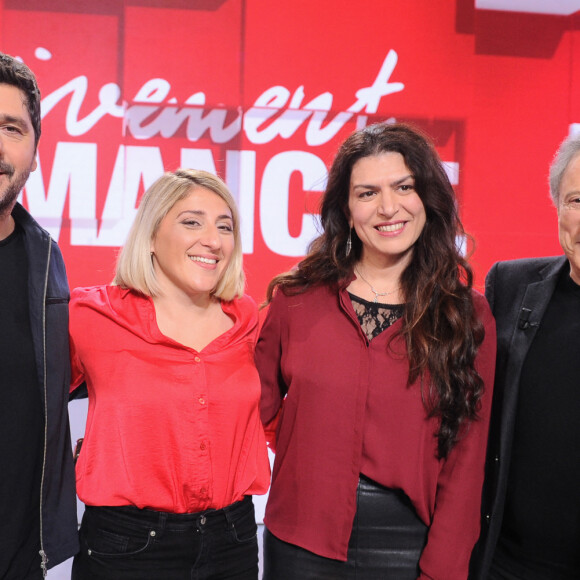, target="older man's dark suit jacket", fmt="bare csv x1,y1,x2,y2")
469,255,568,579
